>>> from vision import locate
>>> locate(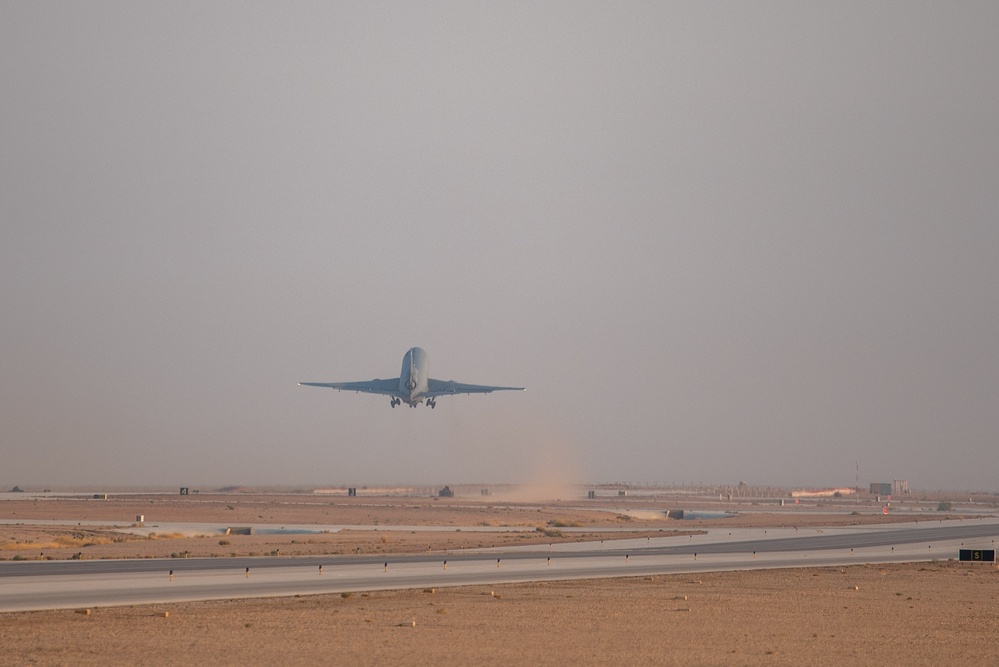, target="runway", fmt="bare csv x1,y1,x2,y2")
2,517,997,612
